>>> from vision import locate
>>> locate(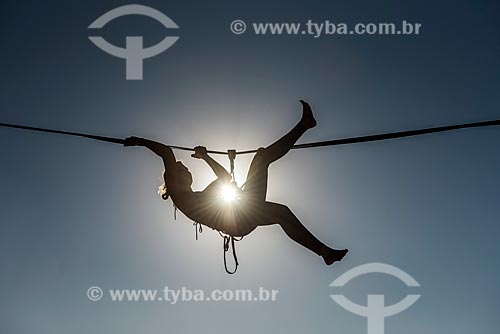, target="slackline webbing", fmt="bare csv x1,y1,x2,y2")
1,119,499,155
